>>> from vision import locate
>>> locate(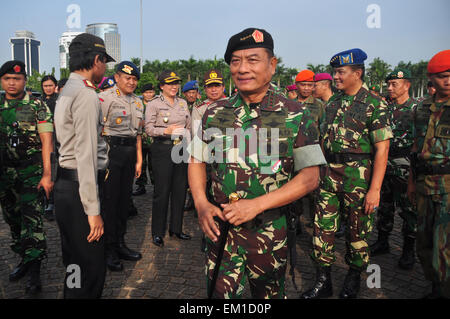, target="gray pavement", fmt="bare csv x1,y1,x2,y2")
0,185,431,299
